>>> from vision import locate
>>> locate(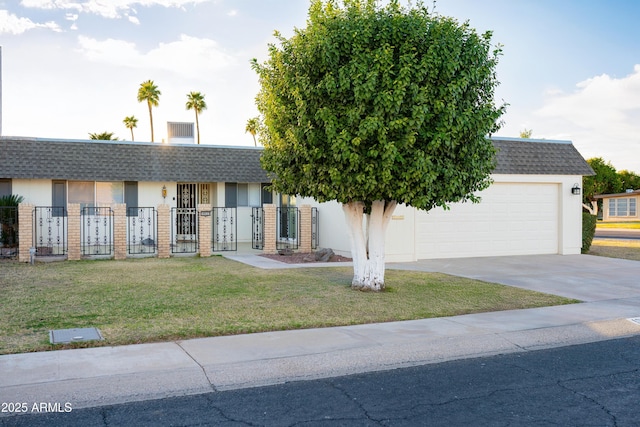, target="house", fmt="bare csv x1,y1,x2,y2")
0,136,271,257
1,135,593,262
593,190,639,222
299,136,594,261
